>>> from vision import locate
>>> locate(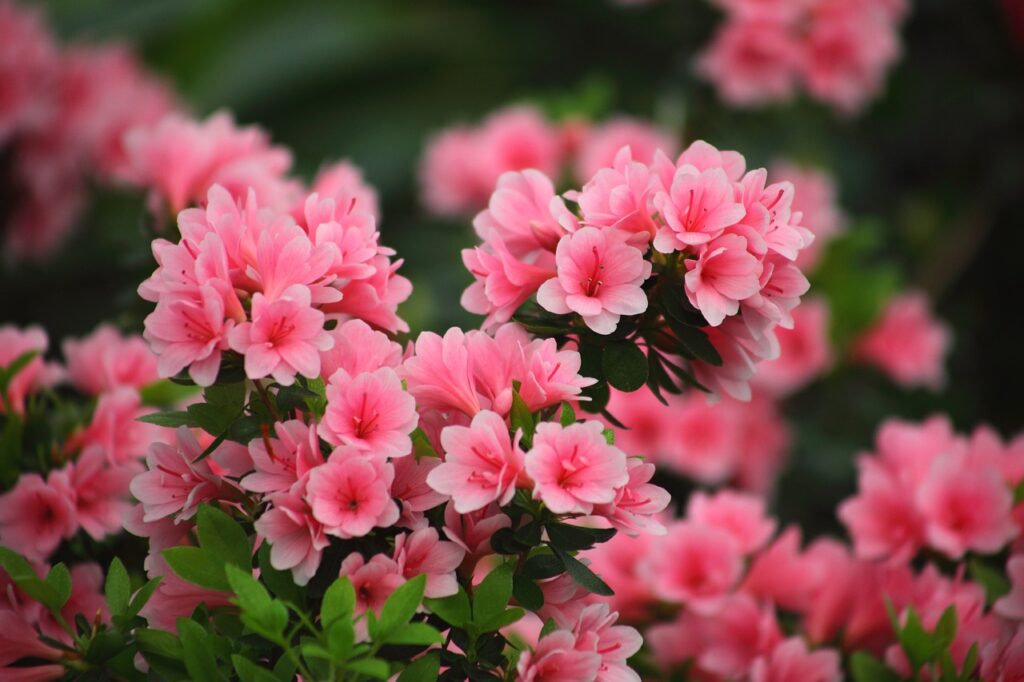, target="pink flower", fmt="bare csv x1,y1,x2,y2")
64,387,163,465
687,490,777,554
0,325,62,416
569,603,643,682
753,297,832,396
443,503,511,561
799,3,902,114
391,455,447,527
693,594,783,678
321,367,417,458
339,553,406,639
770,161,845,272
62,325,158,395
228,286,333,385
592,458,671,536
0,2,56,144
392,527,465,598
61,446,137,541
419,106,563,217
0,612,62,678
525,421,629,514
516,336,596,412
684,234,763,326
981,625,1024,681
916,456,1017,558
575,117,678,183
143,283,235,386
319,319,402,382
0,473,76,562
853,291,951,390
428,409,526,513
307,159,380,222
537,227,651,334
696,19,802,107
241,419,323,494
516,630,601,682
129,426,237,522
749,638,842,682
838,461,925,561
645,520,743,612
575,146,661,245
741,527,819,612
995,555,1024,621
254,481,328,586
306,451,398,538
582,532,657,621
123,110,297,213
461,233,558,328
401,328,482,417
653,162,747,251
320,253,412,334
474,169,573,256
140,552,232,632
